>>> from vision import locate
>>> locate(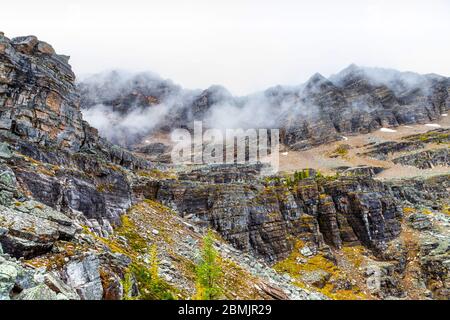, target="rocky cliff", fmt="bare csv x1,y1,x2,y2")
78,65,450,151
0,33,449,300
0,33,328,301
